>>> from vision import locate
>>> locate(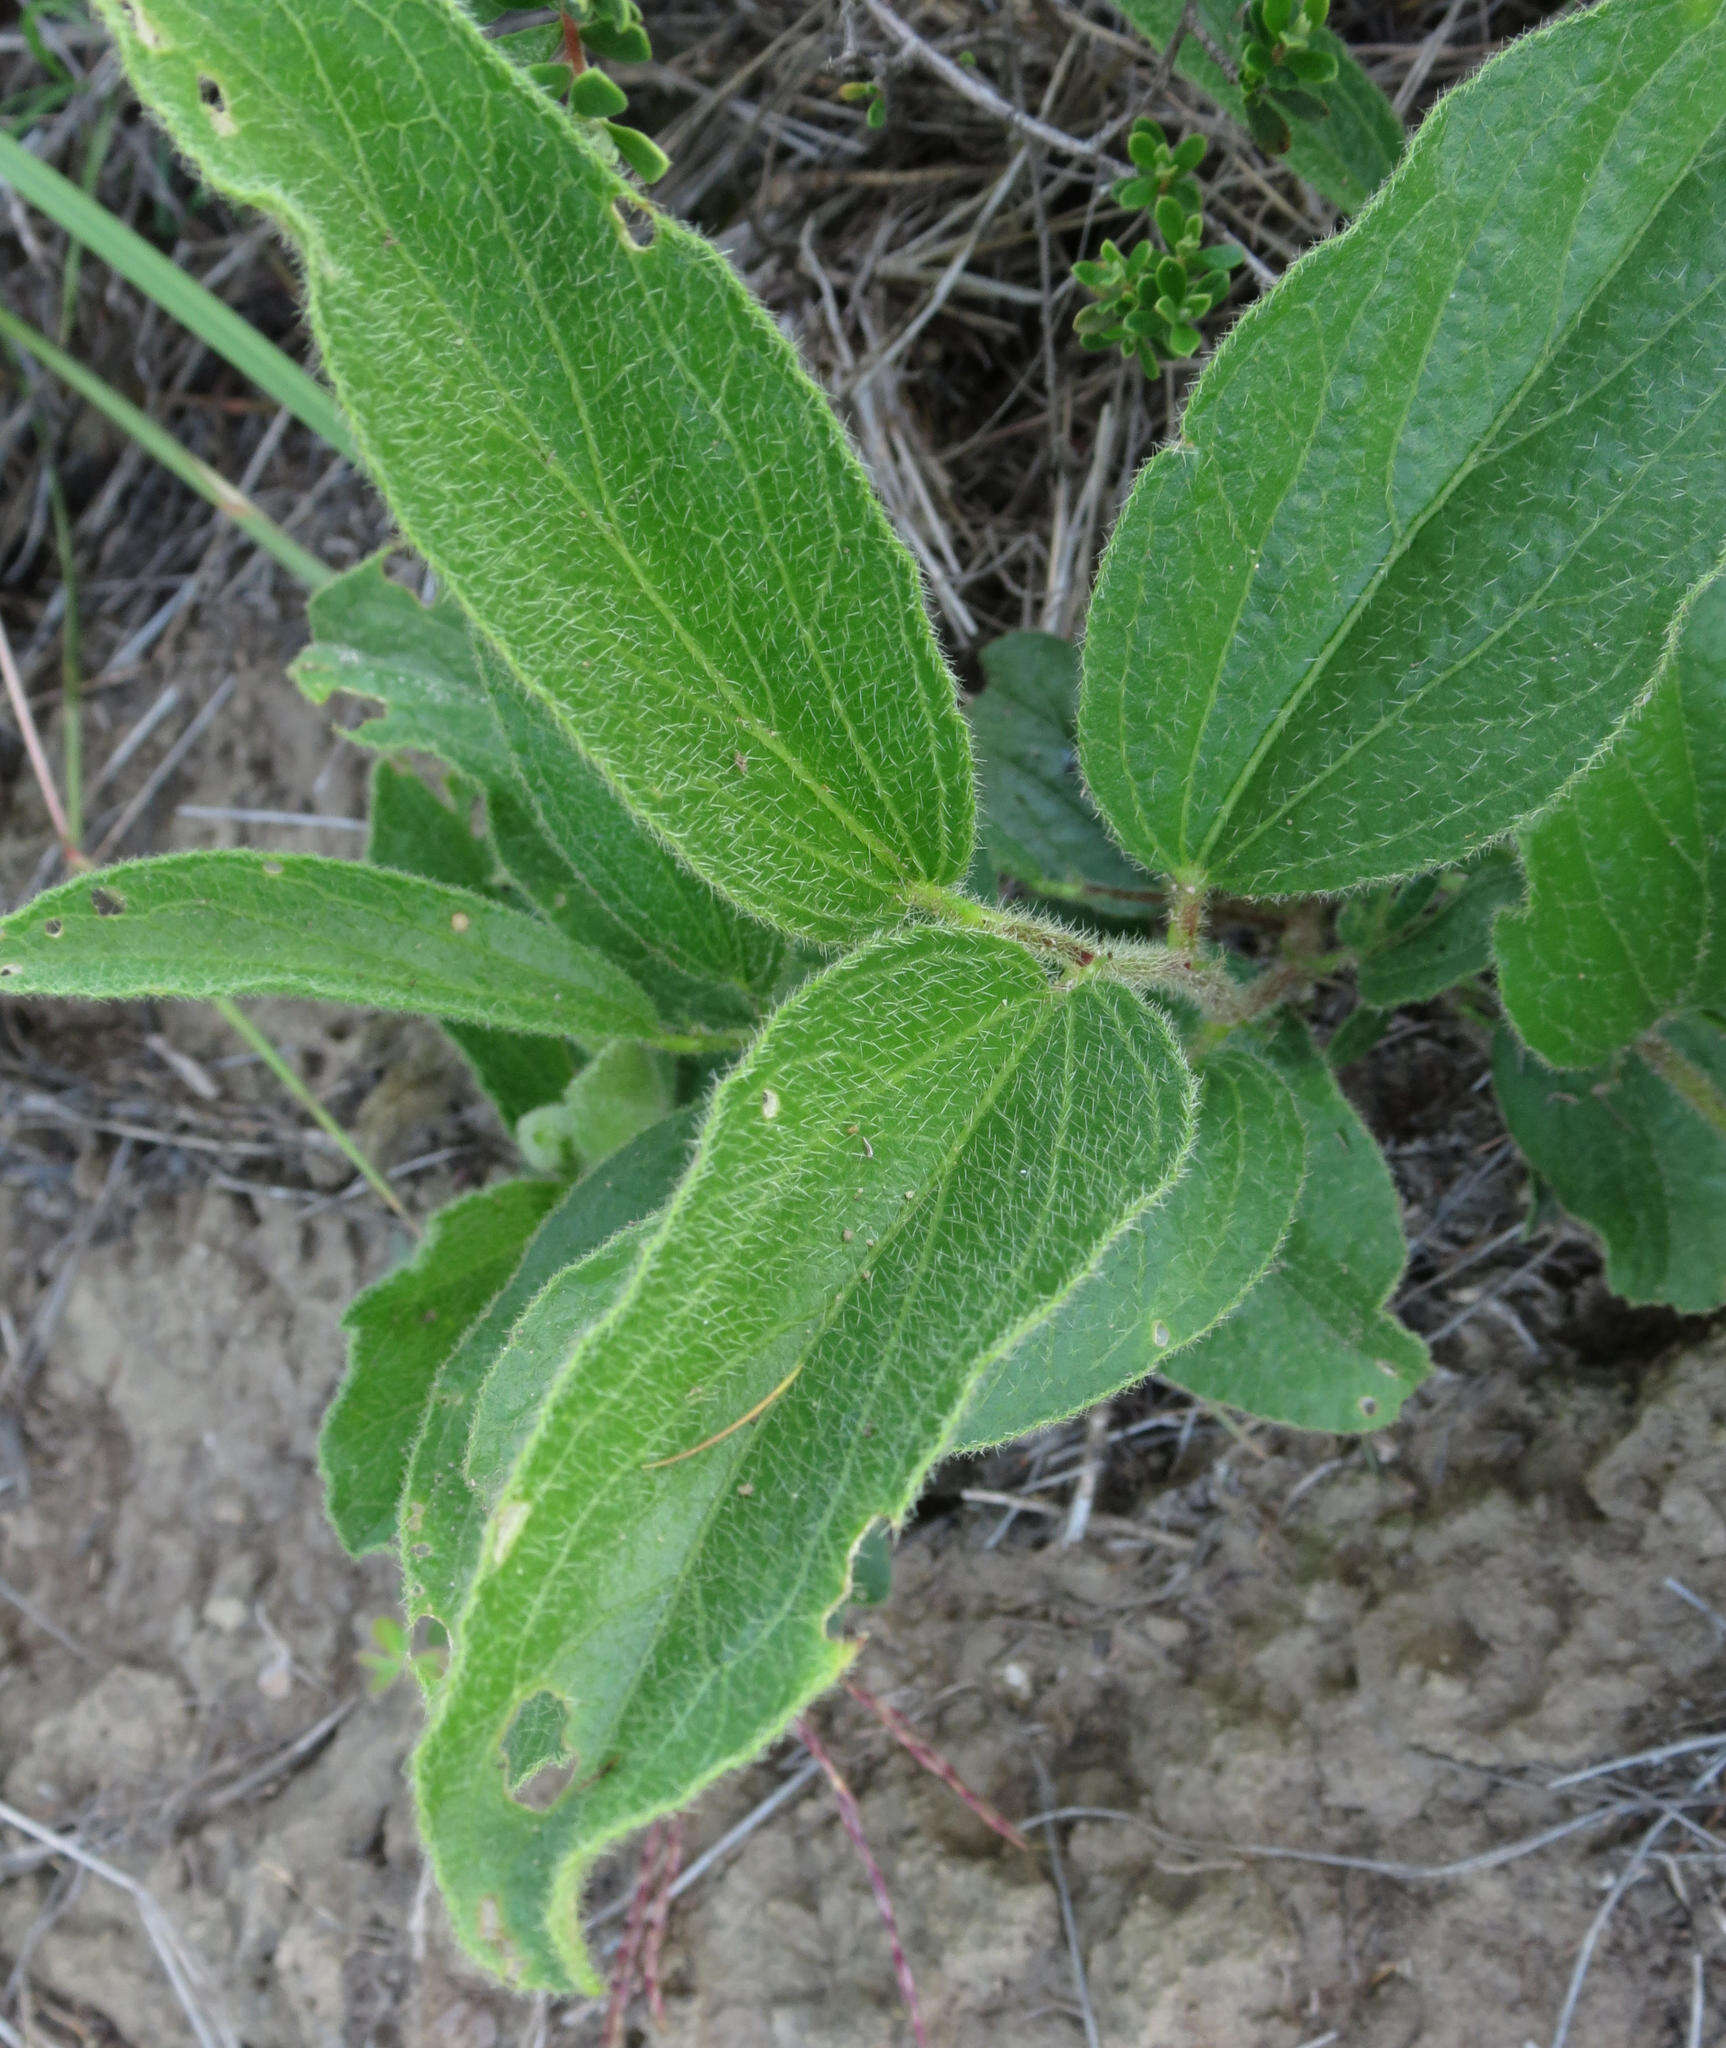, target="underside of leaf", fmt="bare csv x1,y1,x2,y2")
99,0,975,940
949,1043,1306,1450
413,926,1195,1990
